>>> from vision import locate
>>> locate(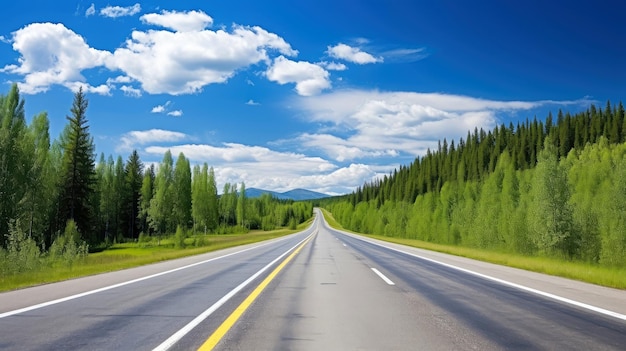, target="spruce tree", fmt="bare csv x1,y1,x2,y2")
123,150,143,239
57,88,96,242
